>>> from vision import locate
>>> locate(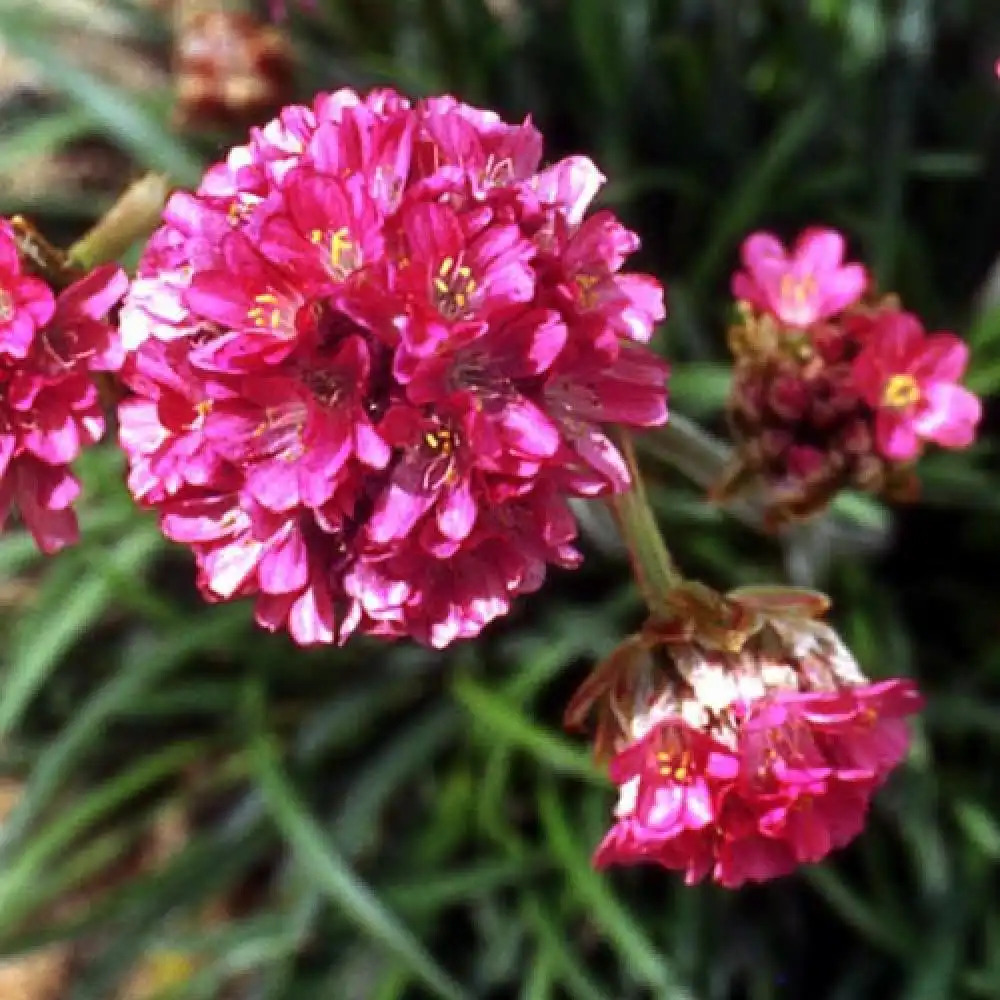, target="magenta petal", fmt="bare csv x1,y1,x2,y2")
795,228,846,273
24,417,81,465
437,477,476,541
56,265,127,321
681,782,715,828
641,785,686,832
354,420,391,468
0,435,15,479
288,580,336,645
786,803,833,863
20,277,57,327
0,315,36,358
258,527,309,594
741,232,786,272
206,540,264,598
915,383,981,448
530,155,605,225
875,409,920,461
914,333,970,384
186,273,263,329
502,399,561,458
246,464,301,511
572,426,631,490
36,465,81,510
22,503,79,554
369,480,431,544
818,262,866,314
732,271,767,309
